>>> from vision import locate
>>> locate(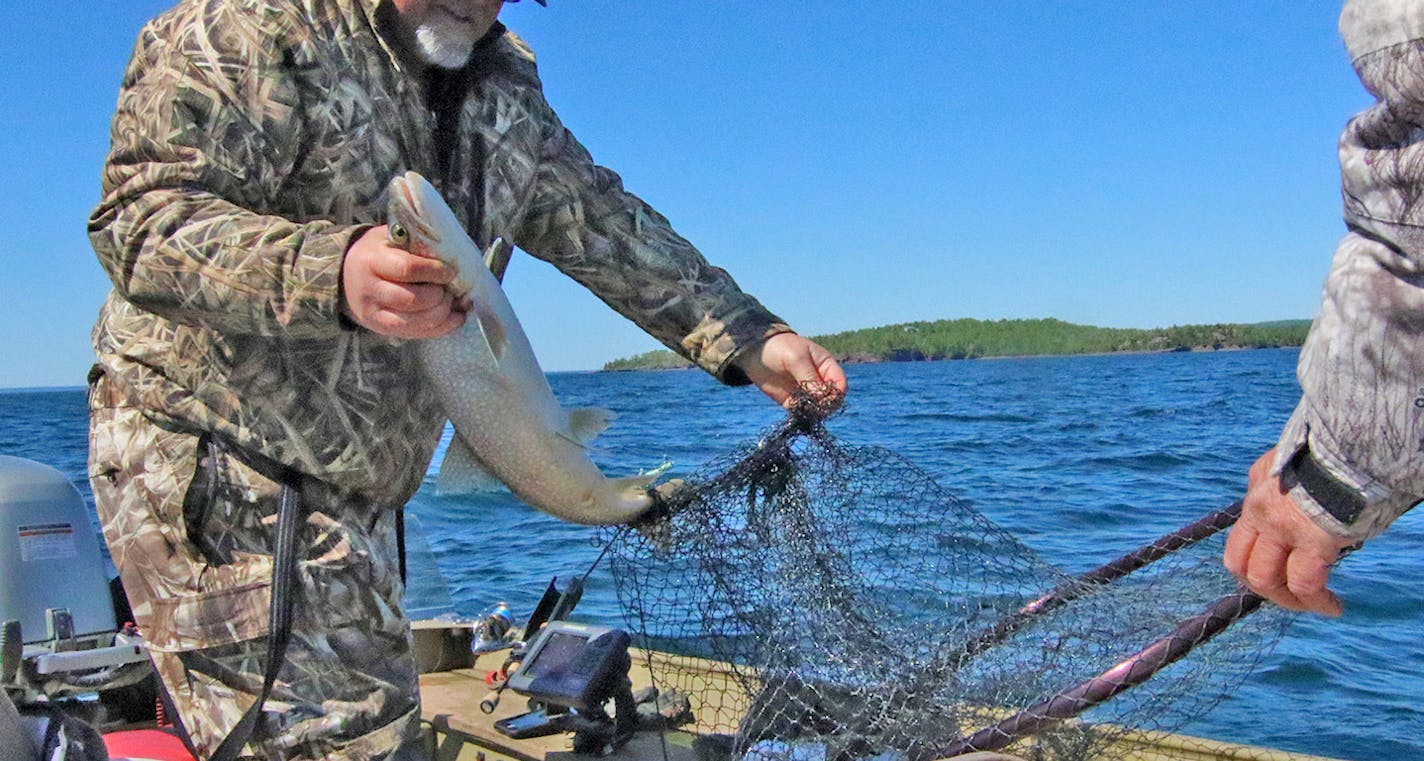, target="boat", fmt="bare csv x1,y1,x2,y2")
0,454,1348,761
